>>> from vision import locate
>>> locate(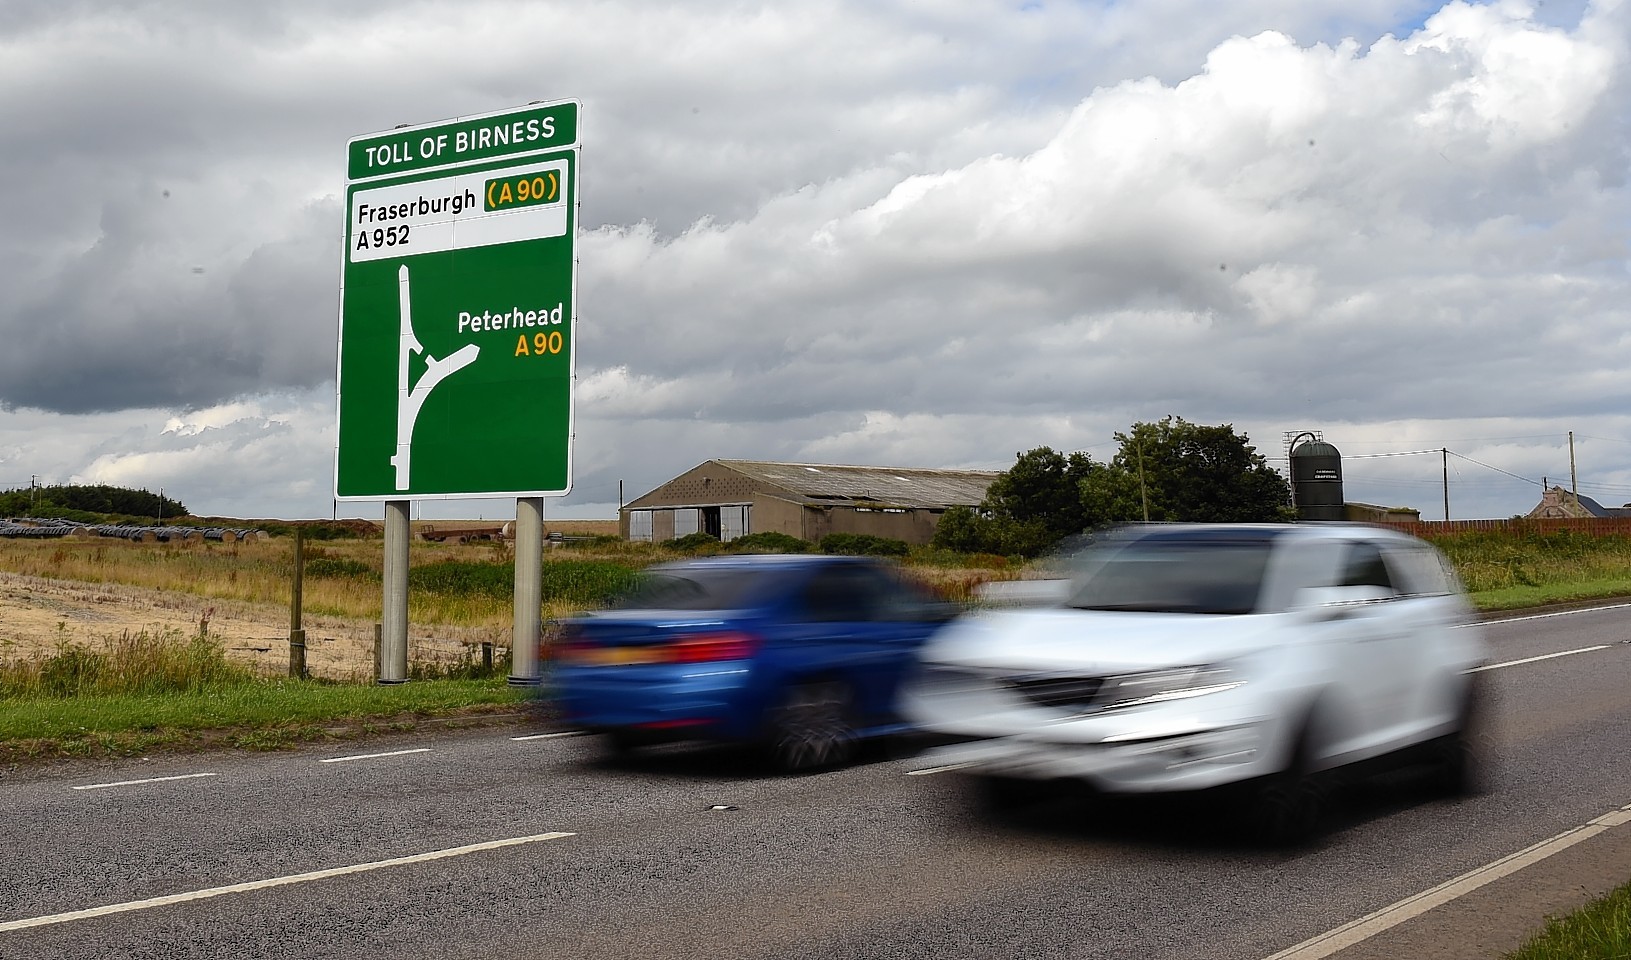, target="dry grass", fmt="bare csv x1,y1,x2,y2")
0,535,1015,626
0,537,638,630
